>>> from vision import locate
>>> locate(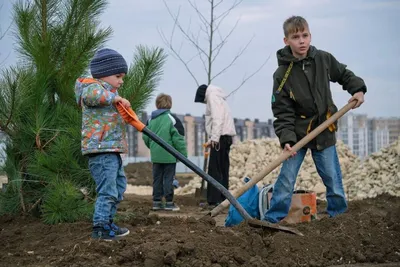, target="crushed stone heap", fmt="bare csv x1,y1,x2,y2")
175,137,400,201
